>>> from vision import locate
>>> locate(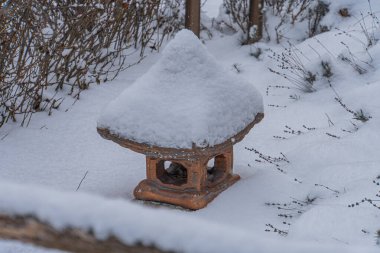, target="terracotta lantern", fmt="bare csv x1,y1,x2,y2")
97,30,264,210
